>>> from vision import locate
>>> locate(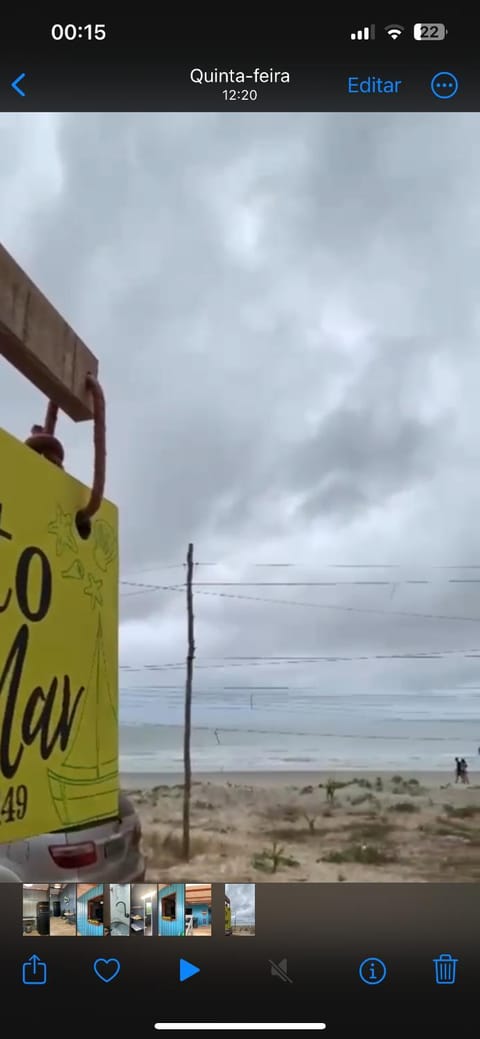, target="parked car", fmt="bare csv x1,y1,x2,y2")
0,792,145,882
